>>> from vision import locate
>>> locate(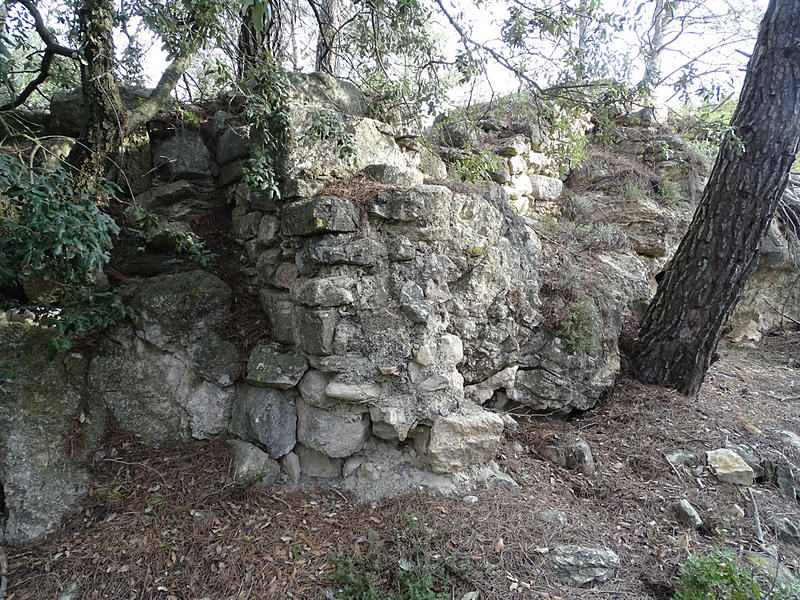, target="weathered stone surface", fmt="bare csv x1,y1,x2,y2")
246,344,308,389
779,430,800,451
672,499,703,529
295,444,344,478
257,214,280,246
292,276,355,307
529,174,563,201
298,236,382,269
282,196,360,236
776,464,800,499
537,510,567,525
551,546,619,586
294,308,337,354
287,71,368,117
425,405,504,473
50,86,151,136
154,129,214,179
228,440,280,488
497,135,529,157
774,518,800,547
325,381,384,403
706,449,755,485
259,289,295,344
228,385,297,458
725,442,765,479
1,323,105,544
367,163,425,187
89,271,239,444
666,450,702,467
217,124,251,165
298,369,337,408
296,399,371,458
541,438,596,474
135,180,195,210
279,451,302,482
